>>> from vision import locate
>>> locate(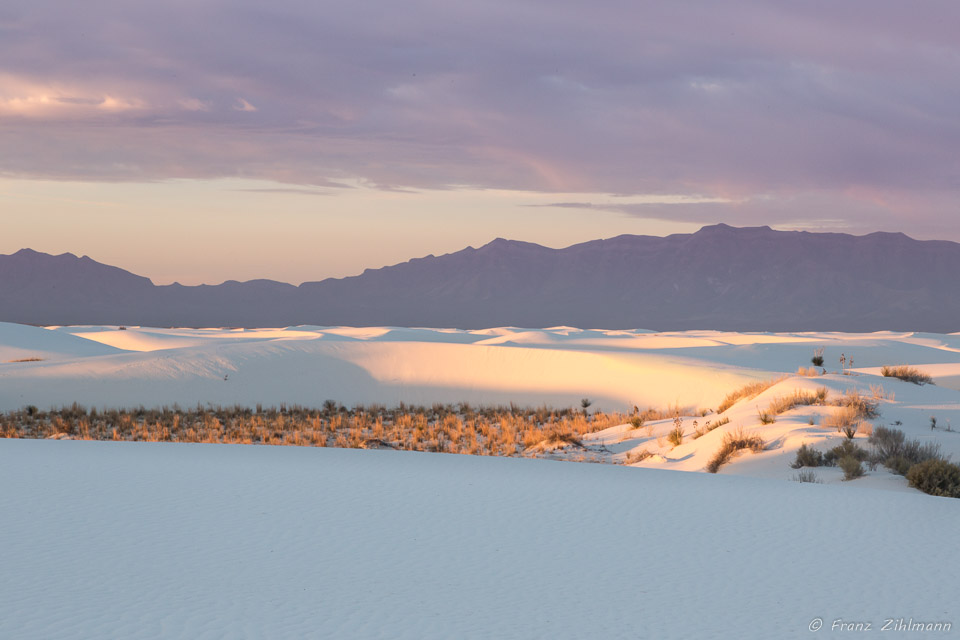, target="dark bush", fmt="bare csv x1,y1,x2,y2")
791,443,825,469
906,459,960,498
824,439,868,466
838,456,865,480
